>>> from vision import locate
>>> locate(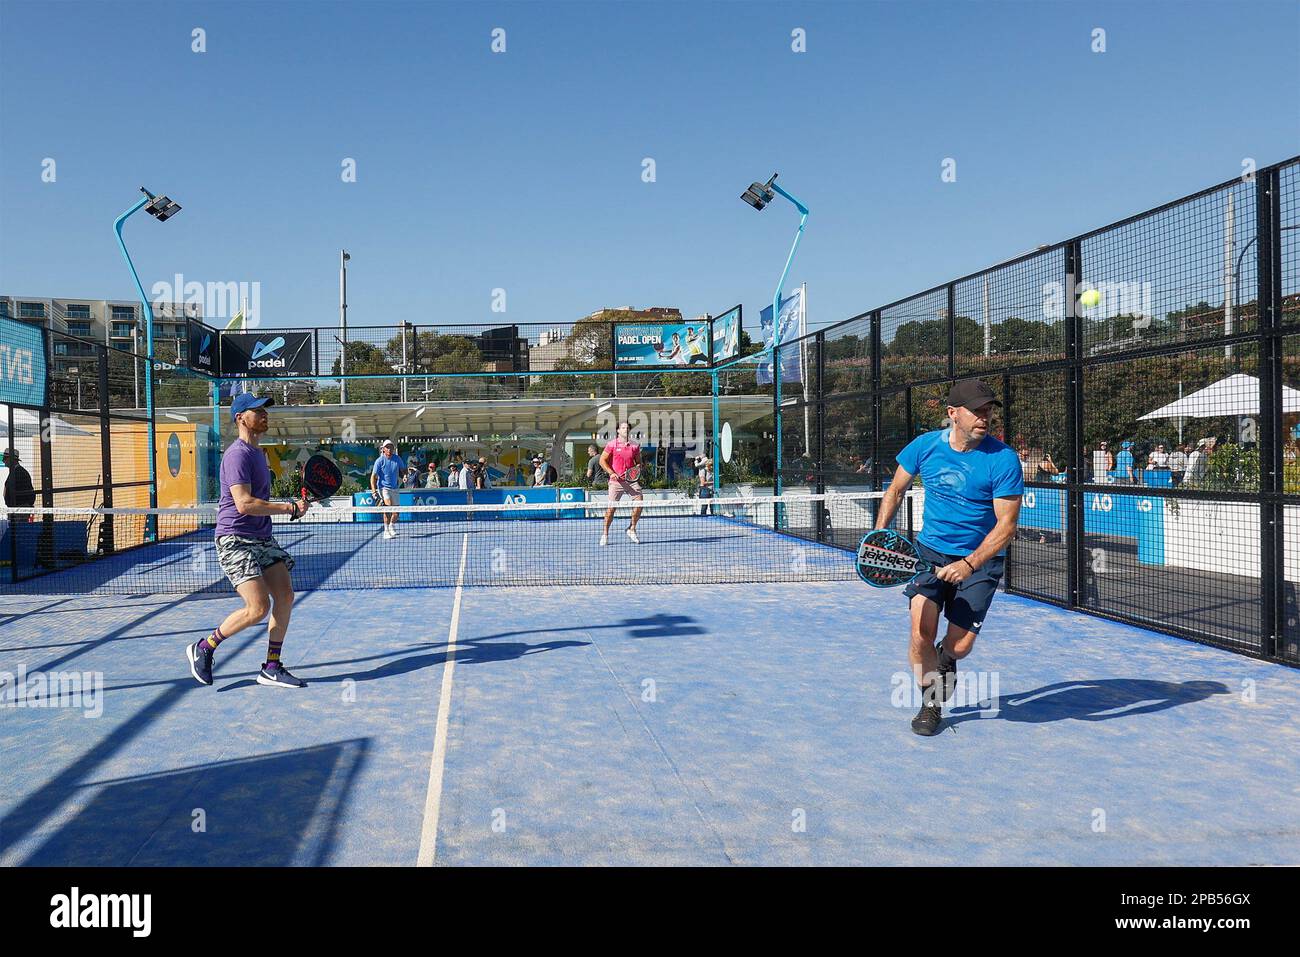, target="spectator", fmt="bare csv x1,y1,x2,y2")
1190,442,1206,486
403,465,421,489
2,448,36,509
1147,443,1171,483
1016,445,1033,482
1168,443,1189,486
695,454,714,515
1091,442,1114,484
584,445,606,487
532,455,557,486
531,456,550,487
471,457,492,490
448,461,465,490
1111,440,1136,484
1033,450,1061,482
425,462,442,489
